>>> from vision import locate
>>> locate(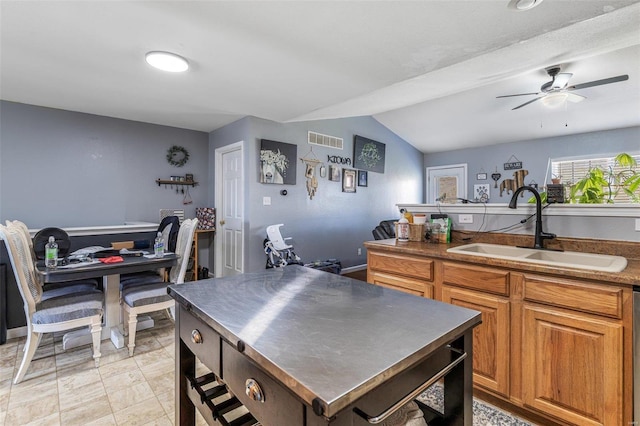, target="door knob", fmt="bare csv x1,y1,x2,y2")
220,220,226,225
